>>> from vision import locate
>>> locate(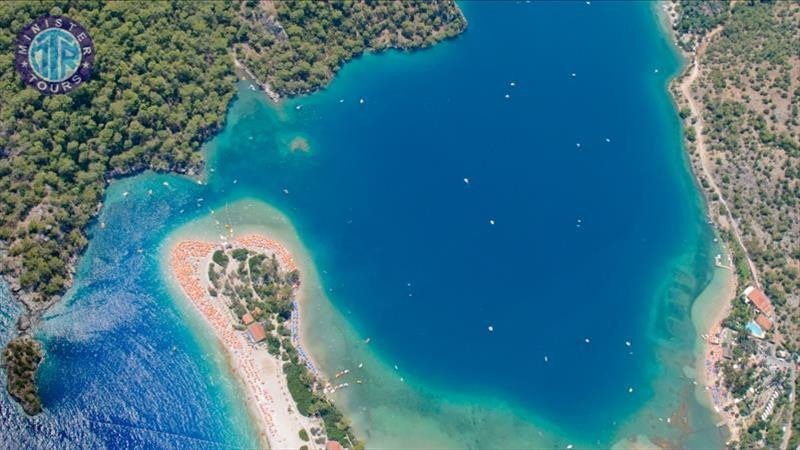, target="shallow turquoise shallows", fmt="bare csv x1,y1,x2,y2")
0,2,728,448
